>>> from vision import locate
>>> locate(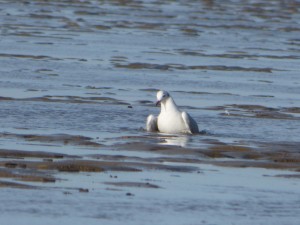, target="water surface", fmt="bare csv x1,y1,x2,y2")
0,0,300,224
